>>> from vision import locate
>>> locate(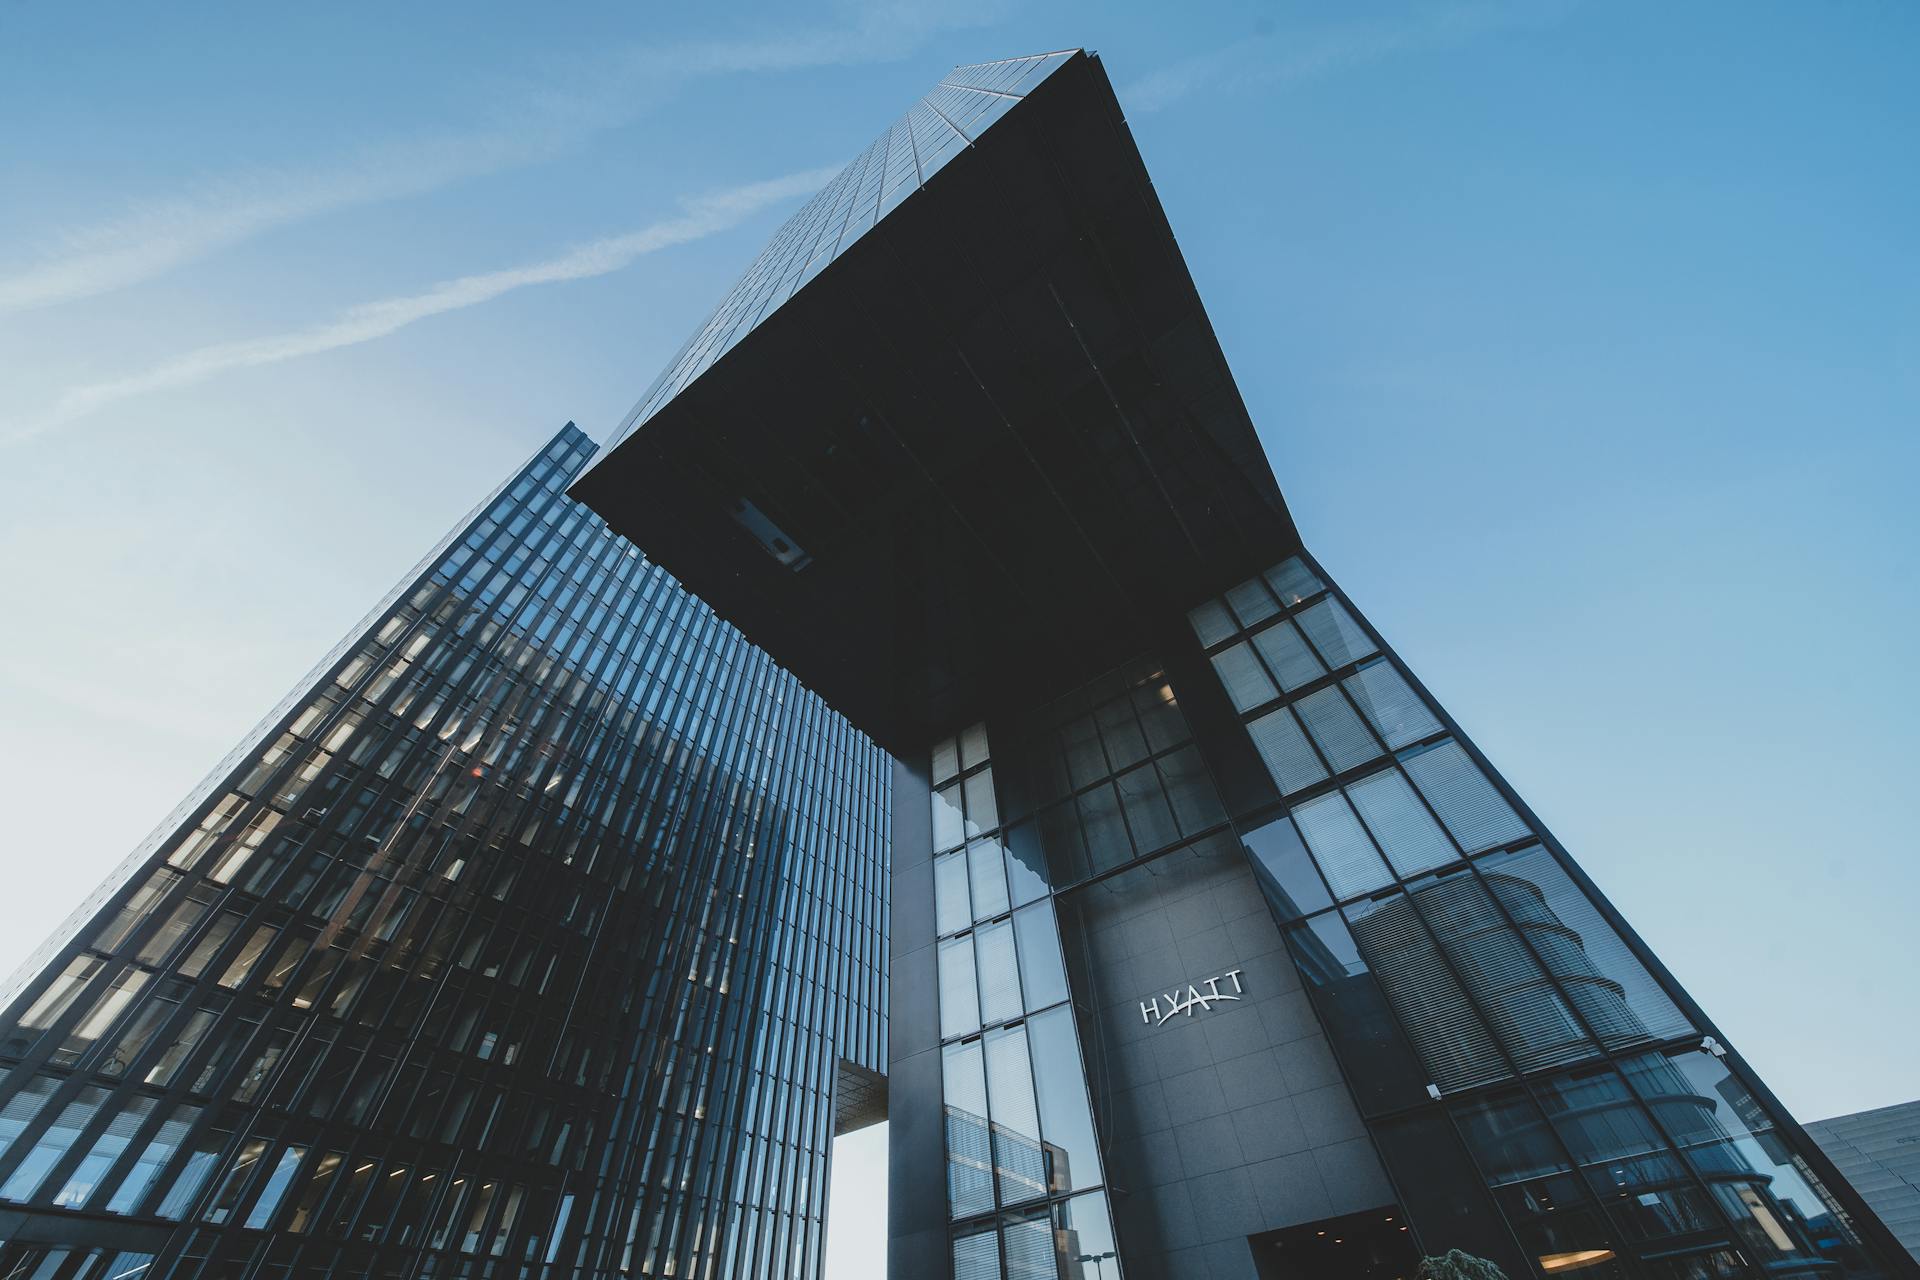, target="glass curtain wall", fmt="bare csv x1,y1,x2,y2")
0,425,888,1280
1190,555,1895,1280
930,721,1119,1280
